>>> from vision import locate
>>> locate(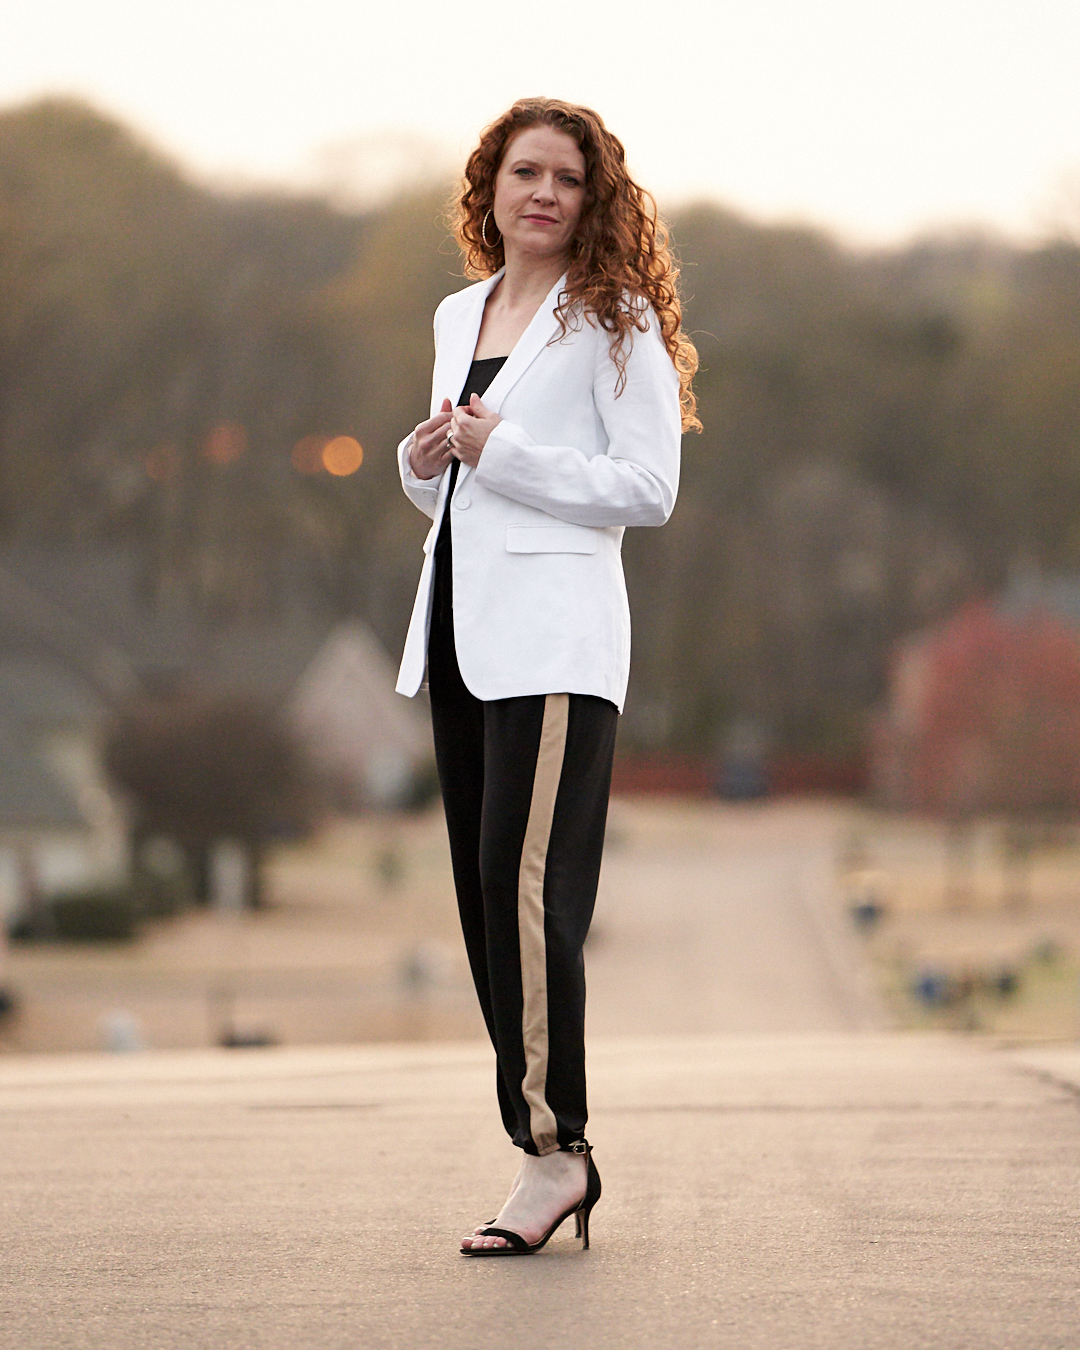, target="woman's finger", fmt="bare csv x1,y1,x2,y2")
452,407,488,433
417,401,453,435
417,416,451,440
422,419,455,449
